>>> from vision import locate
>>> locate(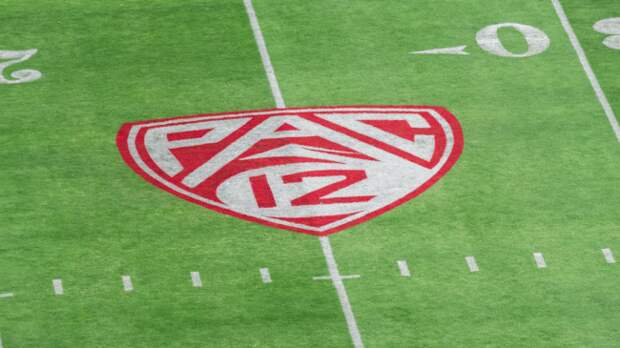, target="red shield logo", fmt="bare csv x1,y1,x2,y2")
117,106,463,236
